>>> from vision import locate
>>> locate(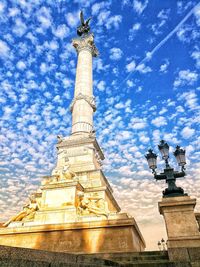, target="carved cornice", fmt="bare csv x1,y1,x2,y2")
56,136,105,160
70,93,96,112
72,34,99,57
